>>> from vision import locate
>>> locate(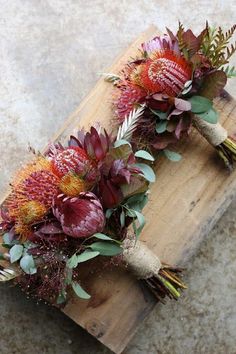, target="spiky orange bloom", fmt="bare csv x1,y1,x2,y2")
130,50,192,96
59,172,87,197
6,157,60,236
